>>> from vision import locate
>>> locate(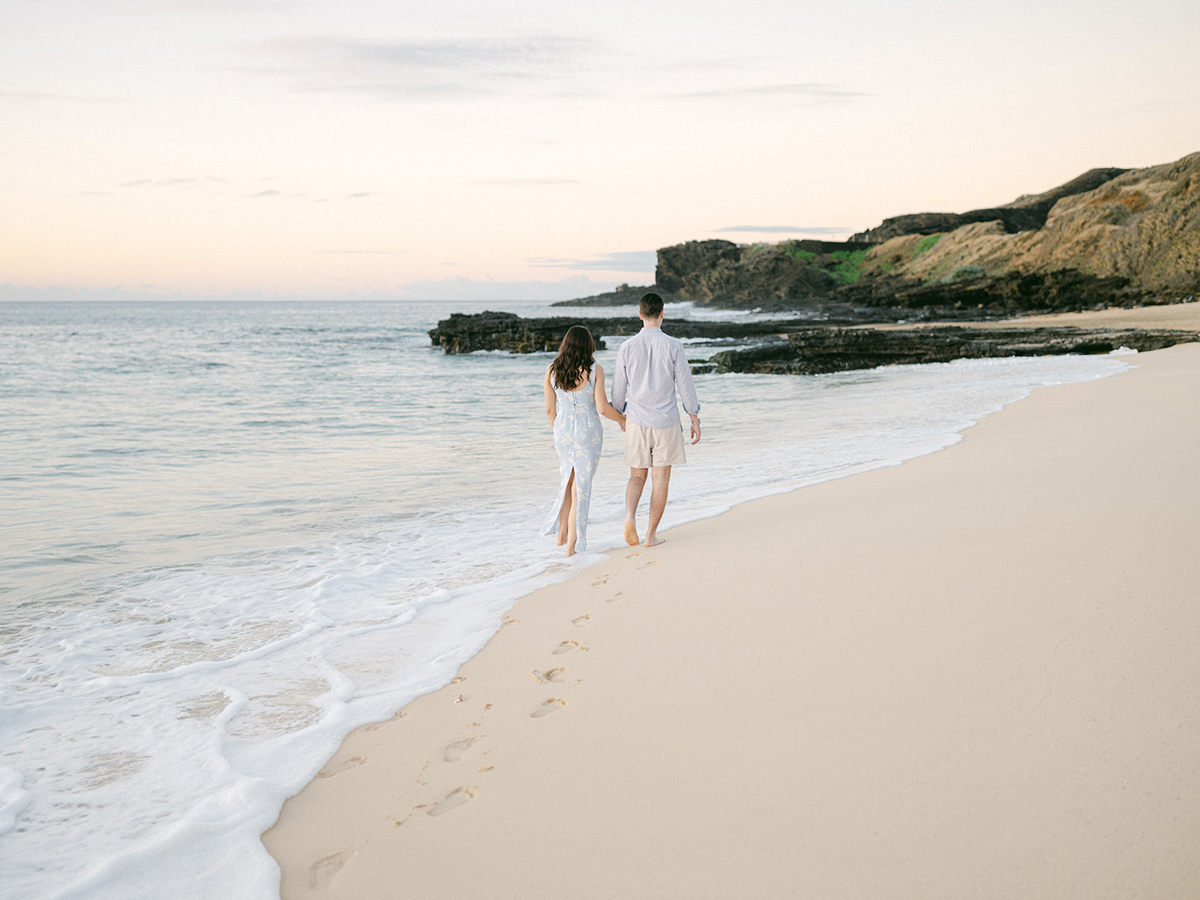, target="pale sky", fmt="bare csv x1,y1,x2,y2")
2,0,1197,300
